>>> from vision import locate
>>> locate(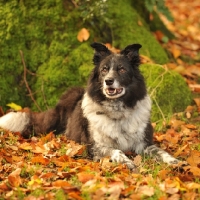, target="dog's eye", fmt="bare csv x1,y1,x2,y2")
118,67,126,73
102,67,108,73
